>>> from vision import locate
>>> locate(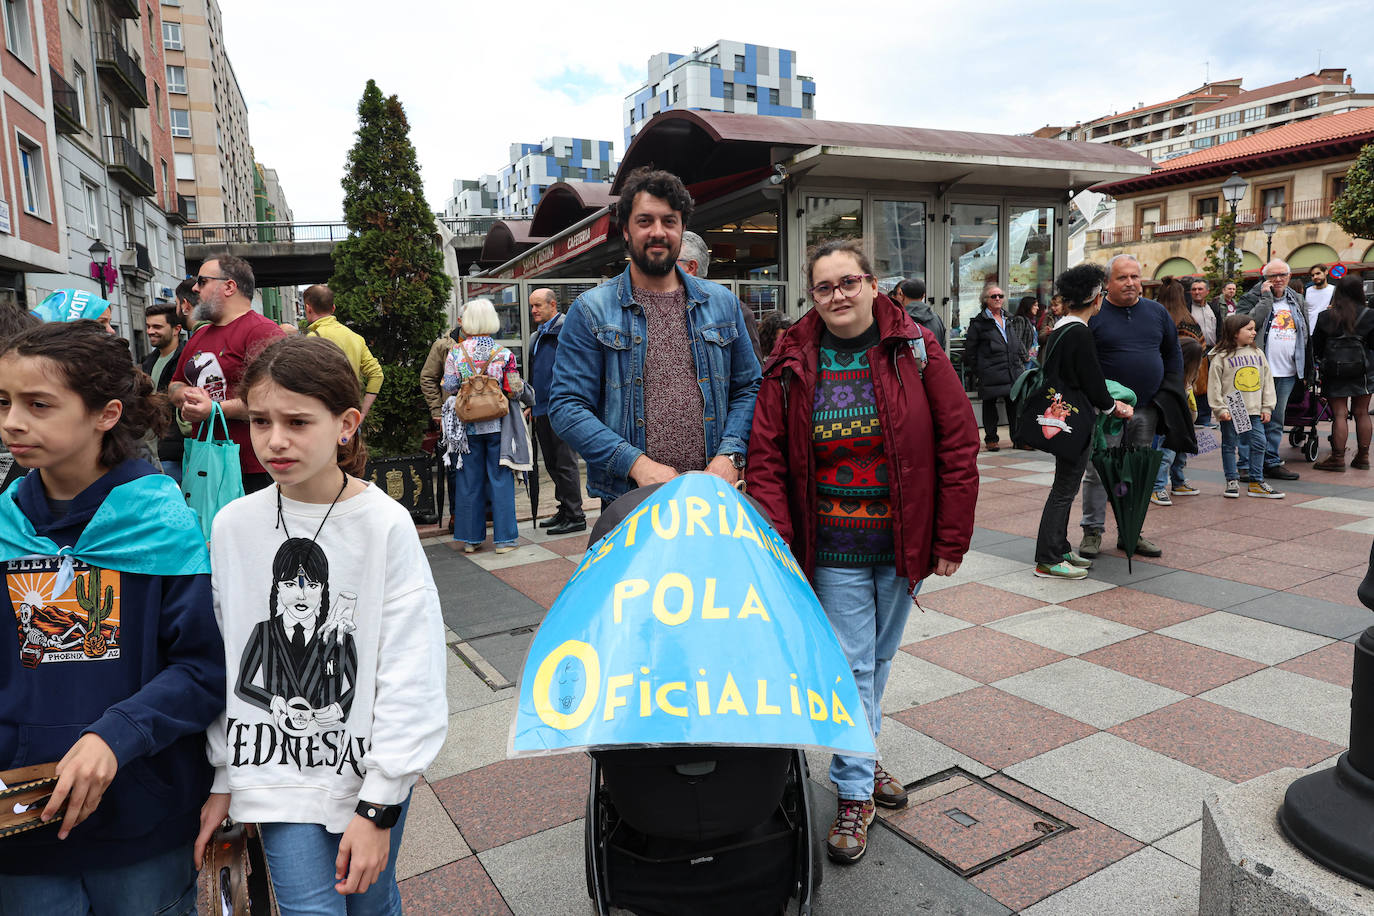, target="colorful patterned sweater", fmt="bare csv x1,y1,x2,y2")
812,323,894,567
